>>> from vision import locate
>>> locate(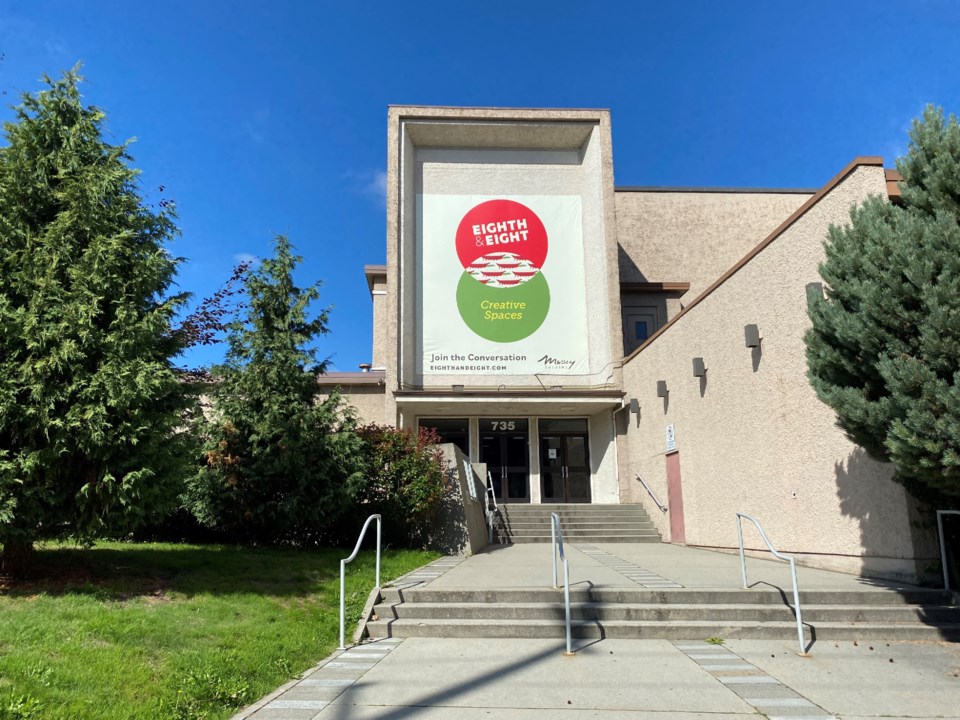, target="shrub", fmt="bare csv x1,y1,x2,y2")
183,236,365,544
347,425,447,548
806,106,960,503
